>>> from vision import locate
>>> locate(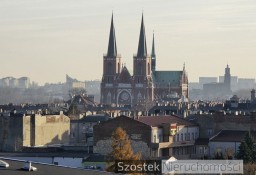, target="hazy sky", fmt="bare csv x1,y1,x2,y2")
1,0,256,85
